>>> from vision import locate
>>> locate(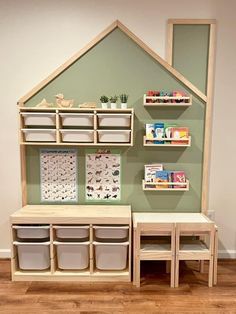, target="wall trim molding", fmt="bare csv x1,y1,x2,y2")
0,249,11,258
